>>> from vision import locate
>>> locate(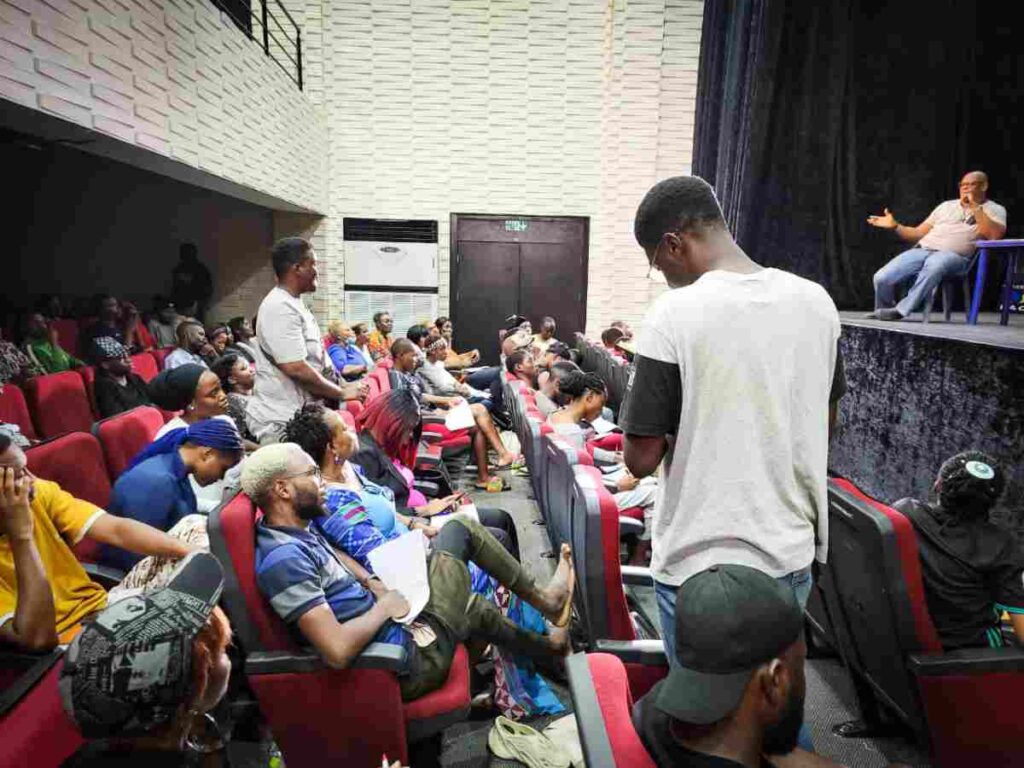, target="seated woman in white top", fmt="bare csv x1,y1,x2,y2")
417,338,493,409
547,370,657,565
